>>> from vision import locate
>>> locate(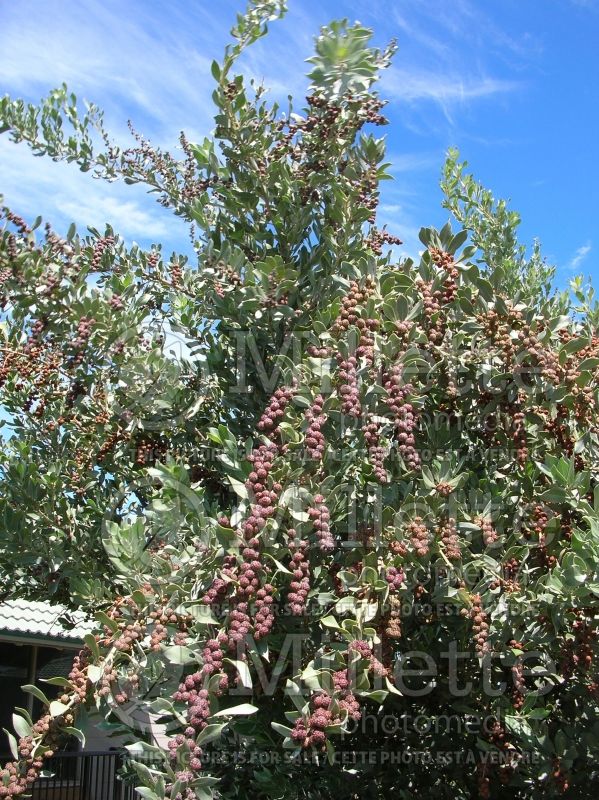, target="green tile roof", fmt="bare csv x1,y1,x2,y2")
0,598,94,643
